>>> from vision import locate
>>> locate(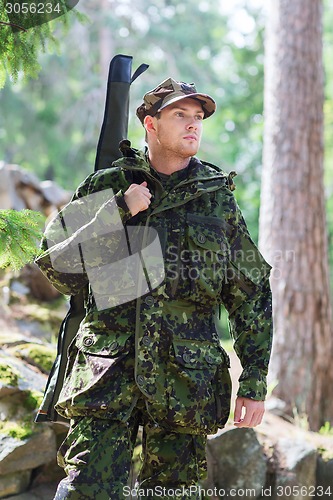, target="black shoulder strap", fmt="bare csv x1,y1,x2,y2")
94,55,148,171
